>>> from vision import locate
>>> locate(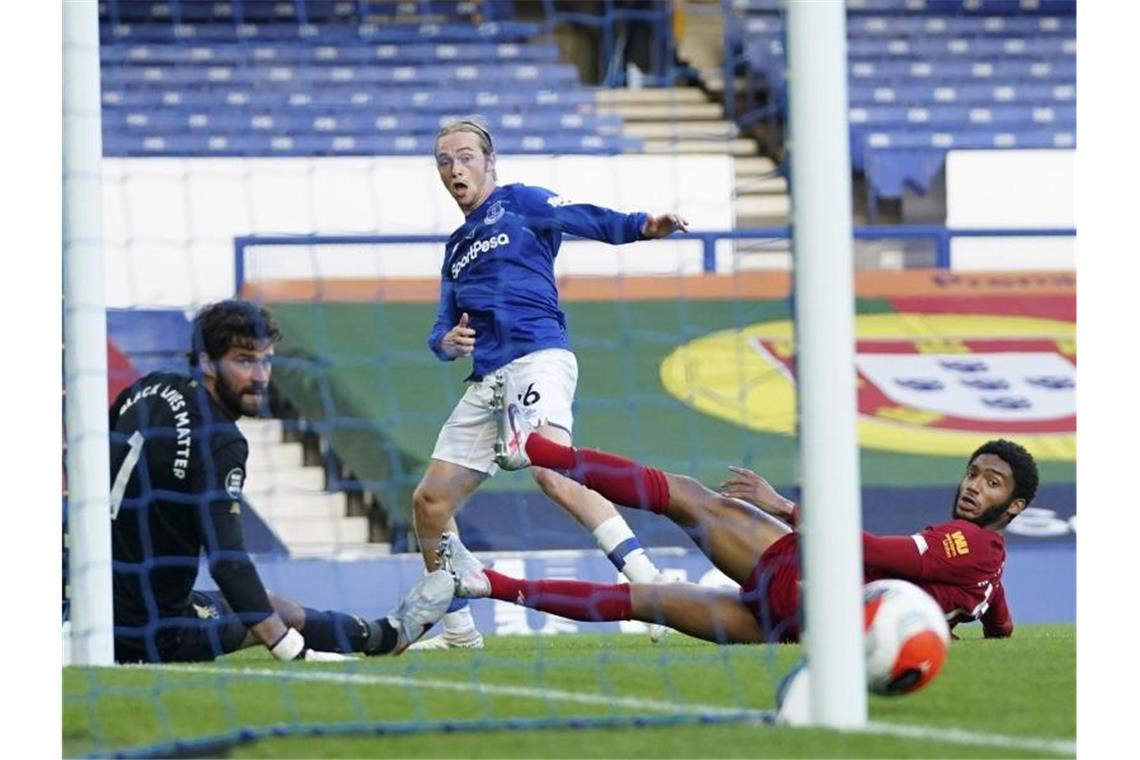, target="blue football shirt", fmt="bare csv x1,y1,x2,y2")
428,183,648,380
